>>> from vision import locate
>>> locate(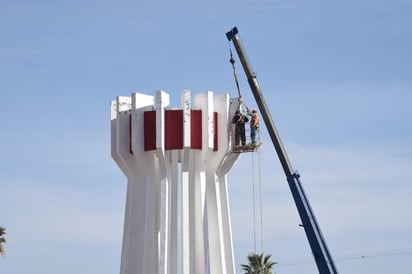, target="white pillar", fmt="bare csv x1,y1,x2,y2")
181,90,191,274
